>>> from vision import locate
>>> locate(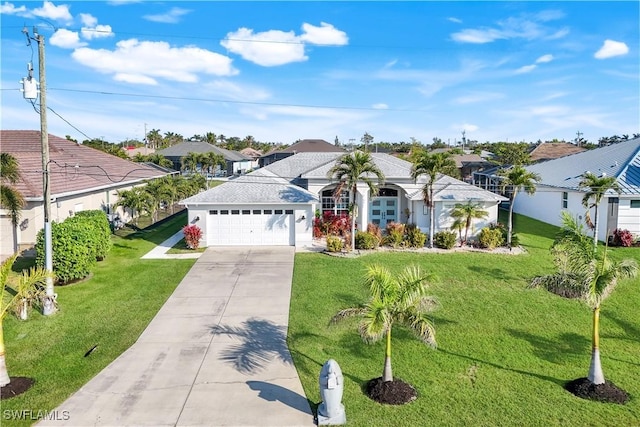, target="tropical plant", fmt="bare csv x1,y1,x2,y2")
498,165,541,247
434,231,457,249
383,222,405,248
181,152,202,174
530,211,638,385
578,172,620,249
450,218,465,246
183,224,203,249
355,231,379,250
326,235,343,252
1,255,50,386
327,151,385,251
611,228,634,247
450,201,489,244
411,152,459,247
478,227,504,250
404,223,426,248
0,153,25,235
331,264,438,382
